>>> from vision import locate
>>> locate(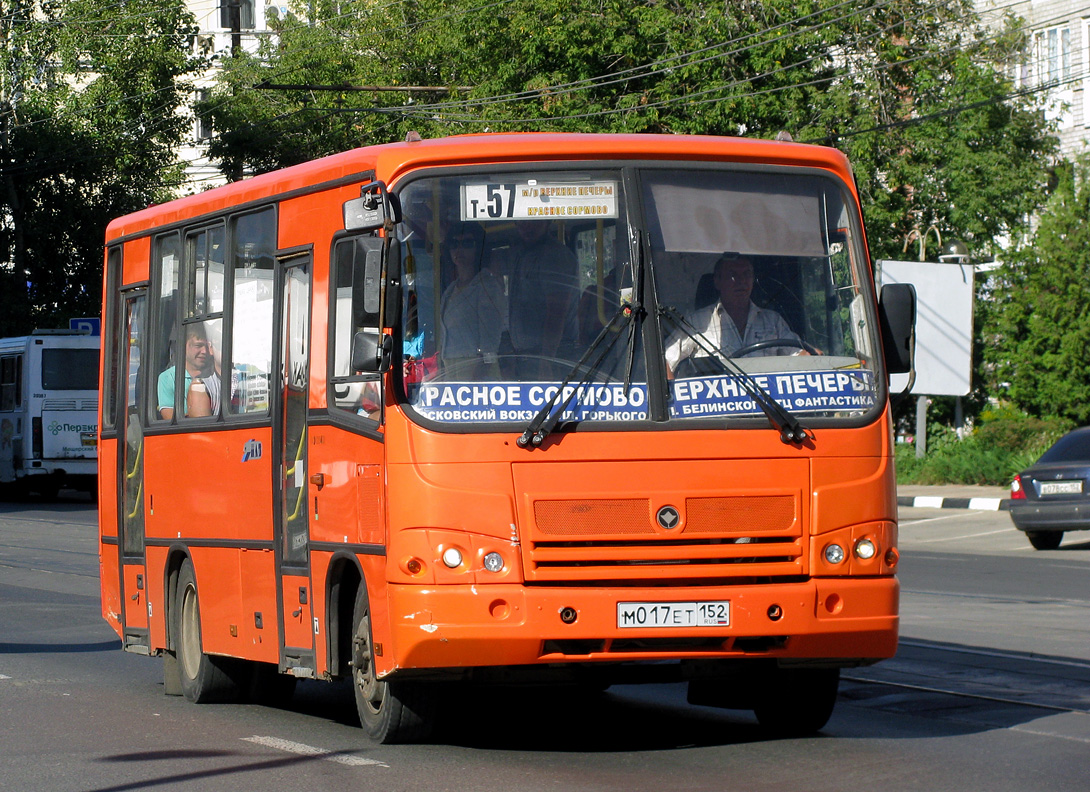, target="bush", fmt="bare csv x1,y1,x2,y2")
894,409,1073,486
